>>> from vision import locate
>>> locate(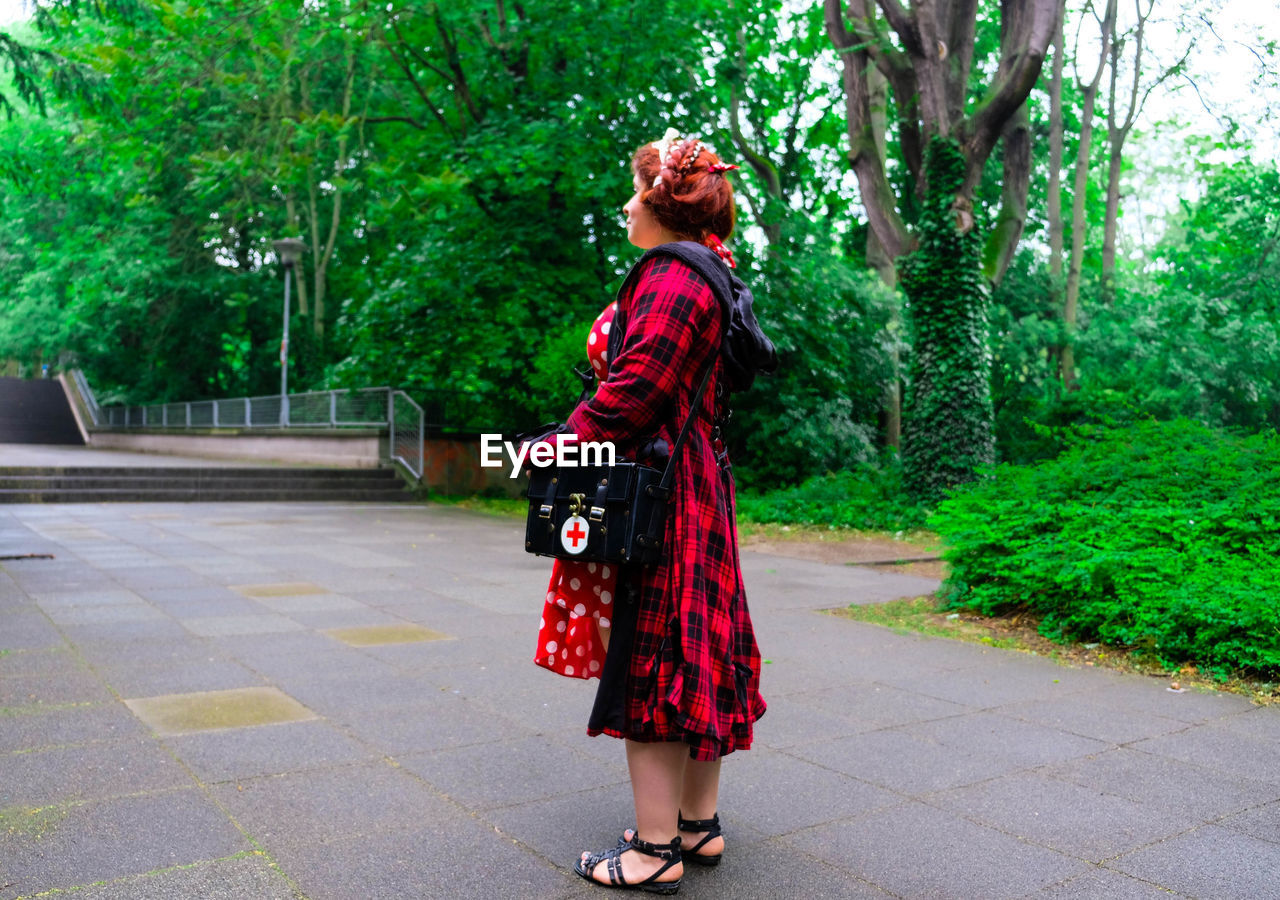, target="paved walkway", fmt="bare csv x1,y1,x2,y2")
1,500,1277,899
